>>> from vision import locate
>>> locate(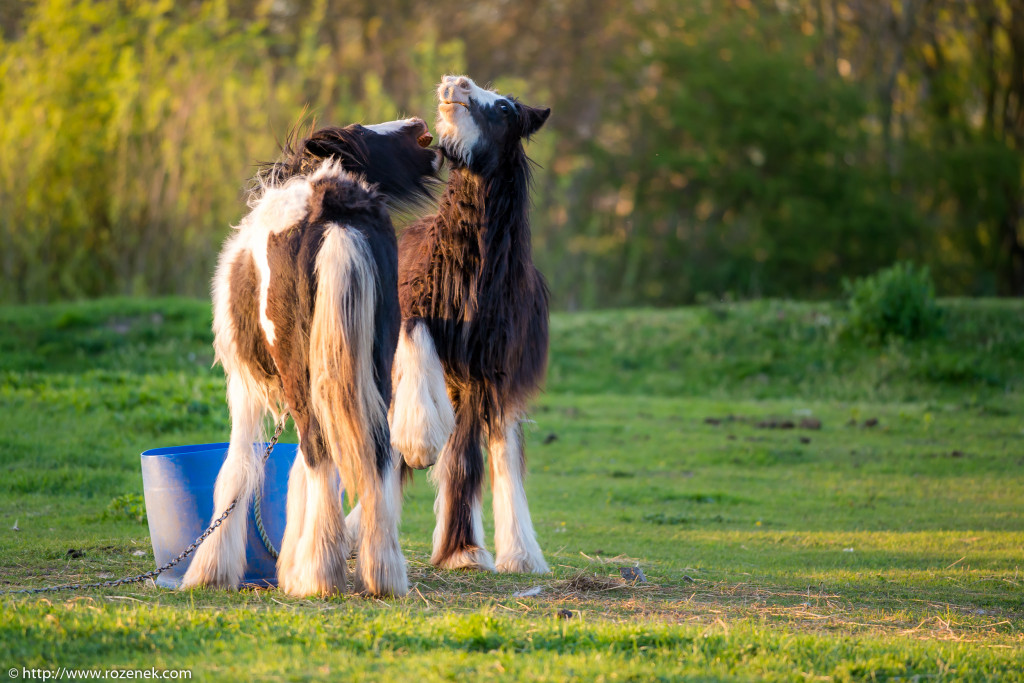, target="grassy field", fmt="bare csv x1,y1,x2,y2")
1,297,1022,680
